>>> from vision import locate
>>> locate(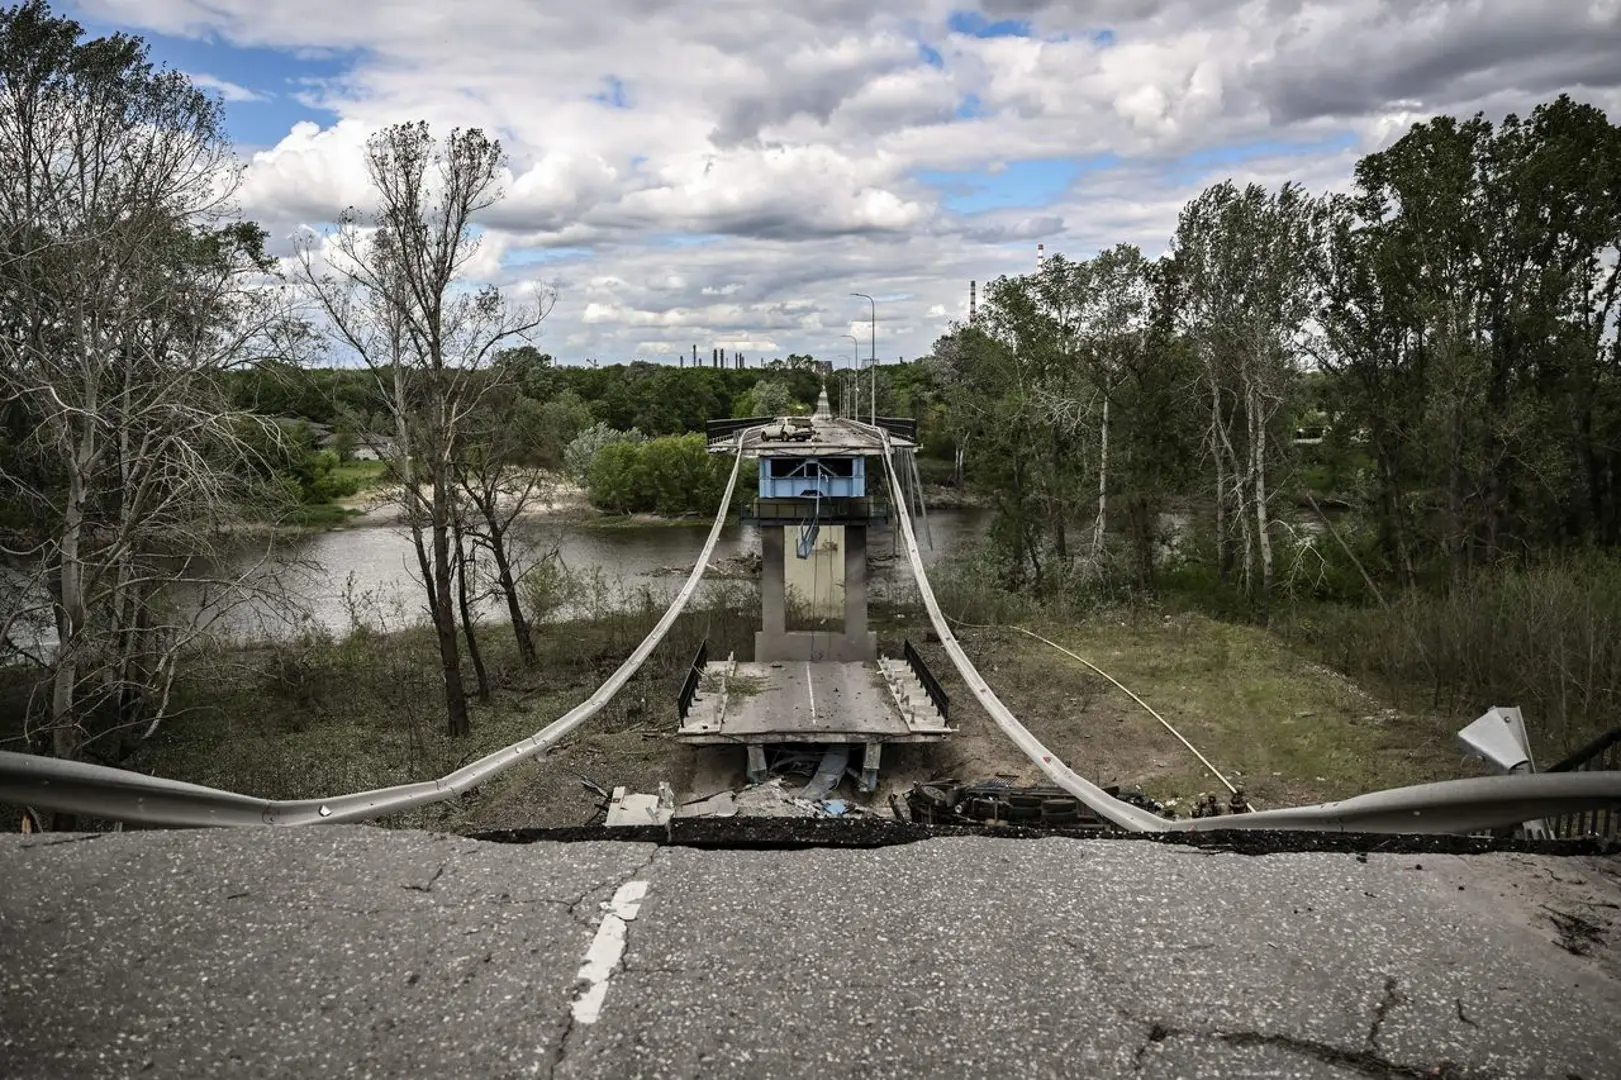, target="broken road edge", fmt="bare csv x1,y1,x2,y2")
462,818,1621,857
